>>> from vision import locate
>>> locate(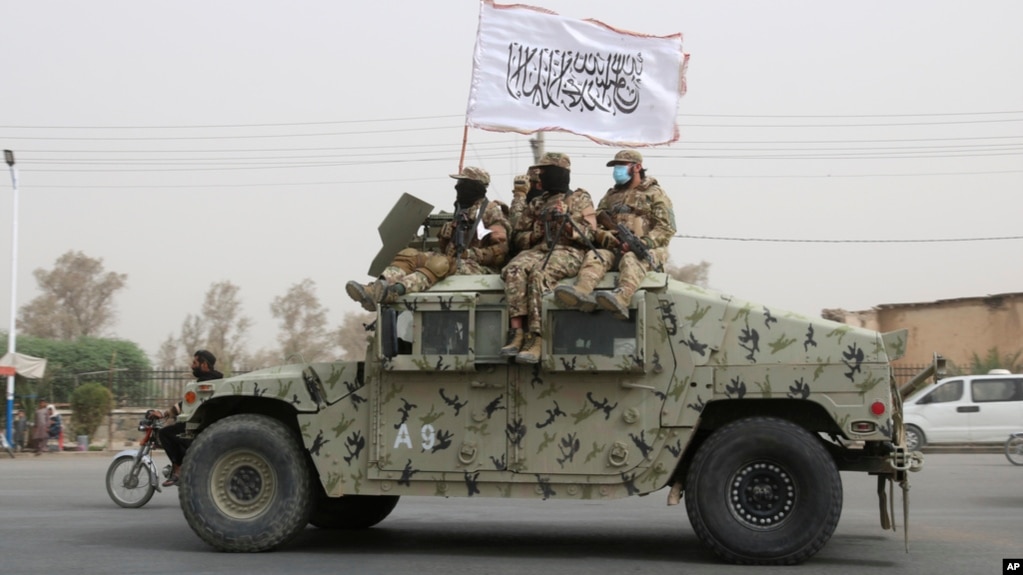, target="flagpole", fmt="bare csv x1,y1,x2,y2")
4,150,18,447
457,125,469,173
